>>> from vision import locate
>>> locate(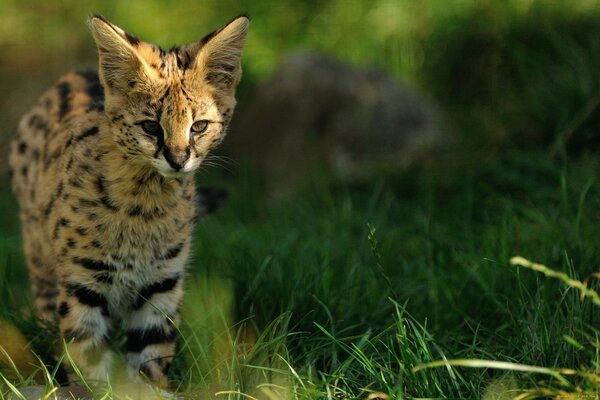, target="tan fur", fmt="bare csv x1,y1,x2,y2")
8,15,248,386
